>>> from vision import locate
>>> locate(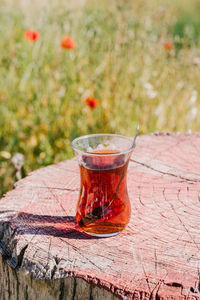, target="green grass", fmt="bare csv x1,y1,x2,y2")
0,0,200,195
